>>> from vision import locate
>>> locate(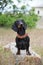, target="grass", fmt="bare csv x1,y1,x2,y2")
0,46,15,65
32,45,43,56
